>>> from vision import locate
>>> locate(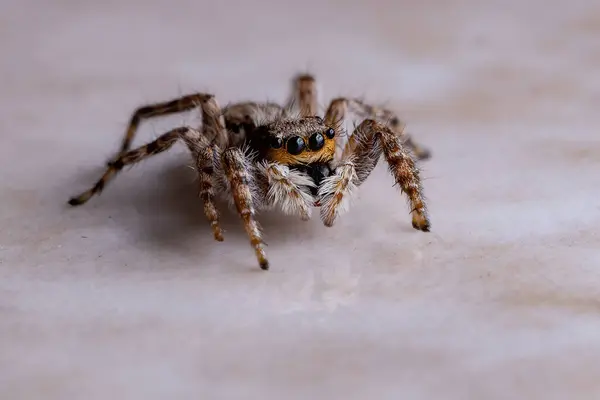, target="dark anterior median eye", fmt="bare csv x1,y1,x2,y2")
286,136,305,155
270,136,283,149
308,133,325,151
325,128,335,138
